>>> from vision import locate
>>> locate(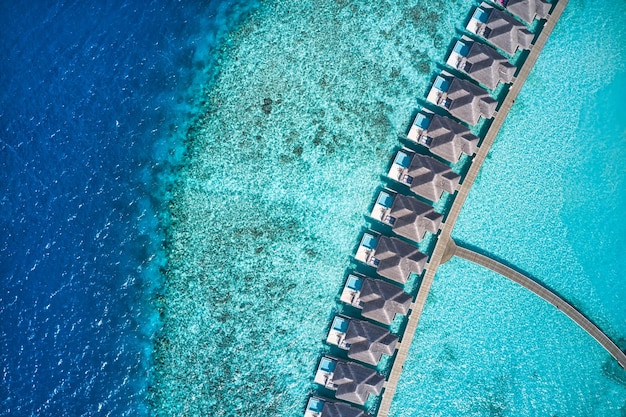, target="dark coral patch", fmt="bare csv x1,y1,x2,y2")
261,98,273,114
